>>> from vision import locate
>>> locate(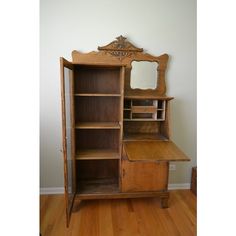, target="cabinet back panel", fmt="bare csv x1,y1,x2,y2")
76,160,118,180
124,121,160,134
74,67,120,94
76,129,120,150
75,97,121,122
132,113,154,119
132,100,154,106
